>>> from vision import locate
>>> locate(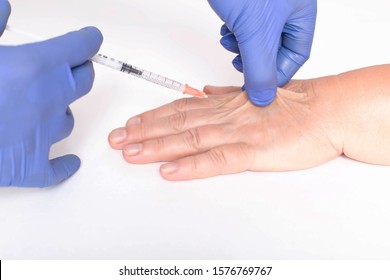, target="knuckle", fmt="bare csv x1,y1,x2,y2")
168,112,187,131
78,64,95,93
293,52,310,67
236,143,252,158
137,123,148,140
63,108,75,138
155,137,166,153
128,122,147,142
207,149,228,168
189,156,202,174
184,128,202,150
171,98,190,112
